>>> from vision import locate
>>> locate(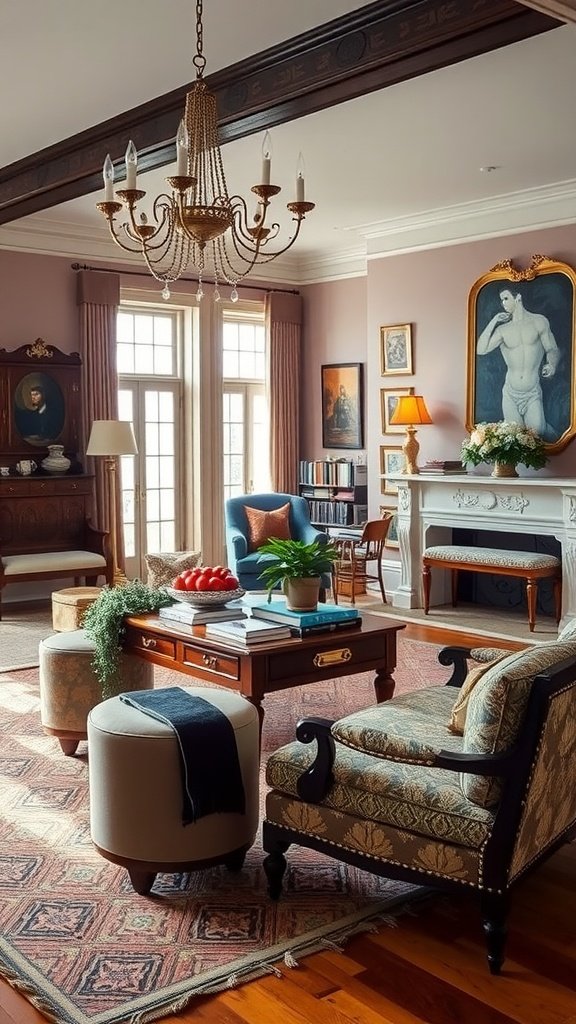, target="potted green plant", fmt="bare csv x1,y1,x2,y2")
83,579,172,698
257,537,339,611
